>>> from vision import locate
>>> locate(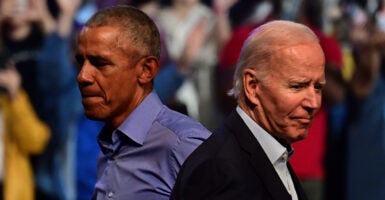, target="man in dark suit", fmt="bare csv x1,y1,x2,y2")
171,20,326,200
